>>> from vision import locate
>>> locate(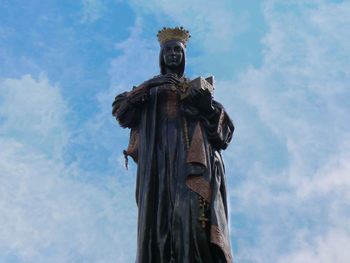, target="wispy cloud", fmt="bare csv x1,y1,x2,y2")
0,74,68,160
278,230,350,263
74,19,160,174
110,19,159,89
0,74,137,262
1,0,350,261
213,0,350,262
128,0,247,52
80,0,107,23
